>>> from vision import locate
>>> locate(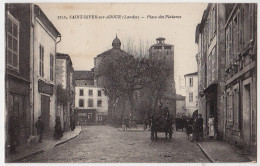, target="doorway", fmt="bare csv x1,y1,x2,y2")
41,95,50,129
242,82,251,150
